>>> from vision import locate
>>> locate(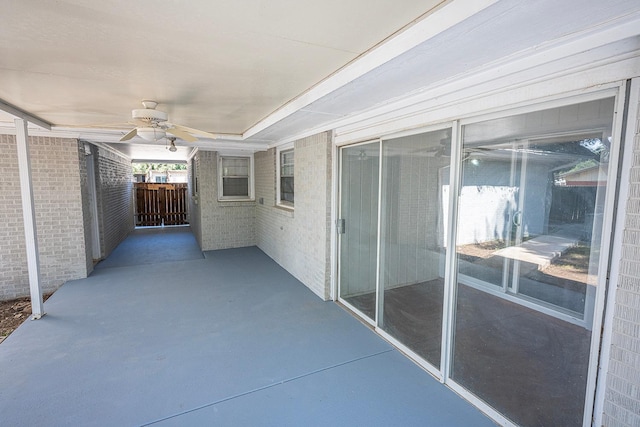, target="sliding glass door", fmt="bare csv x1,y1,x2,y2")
338,141,380,322
378,129,451,368
451,98,615,426
337,93,621,427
